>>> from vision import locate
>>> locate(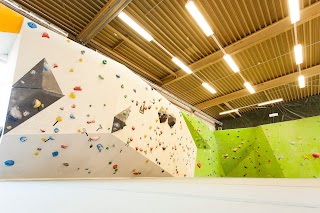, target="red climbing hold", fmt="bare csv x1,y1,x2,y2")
40,129,45,133
132,126,135,131
197,162,201,168
61,145,68,149
73,86,82,91
135,147,139,151
87,120,95,124
42,32,50,38
113,164,118,170
53,64,58,68
312,153,320,158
